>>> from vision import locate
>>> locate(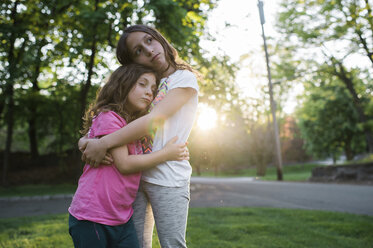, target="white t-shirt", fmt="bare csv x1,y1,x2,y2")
141,70,199,187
